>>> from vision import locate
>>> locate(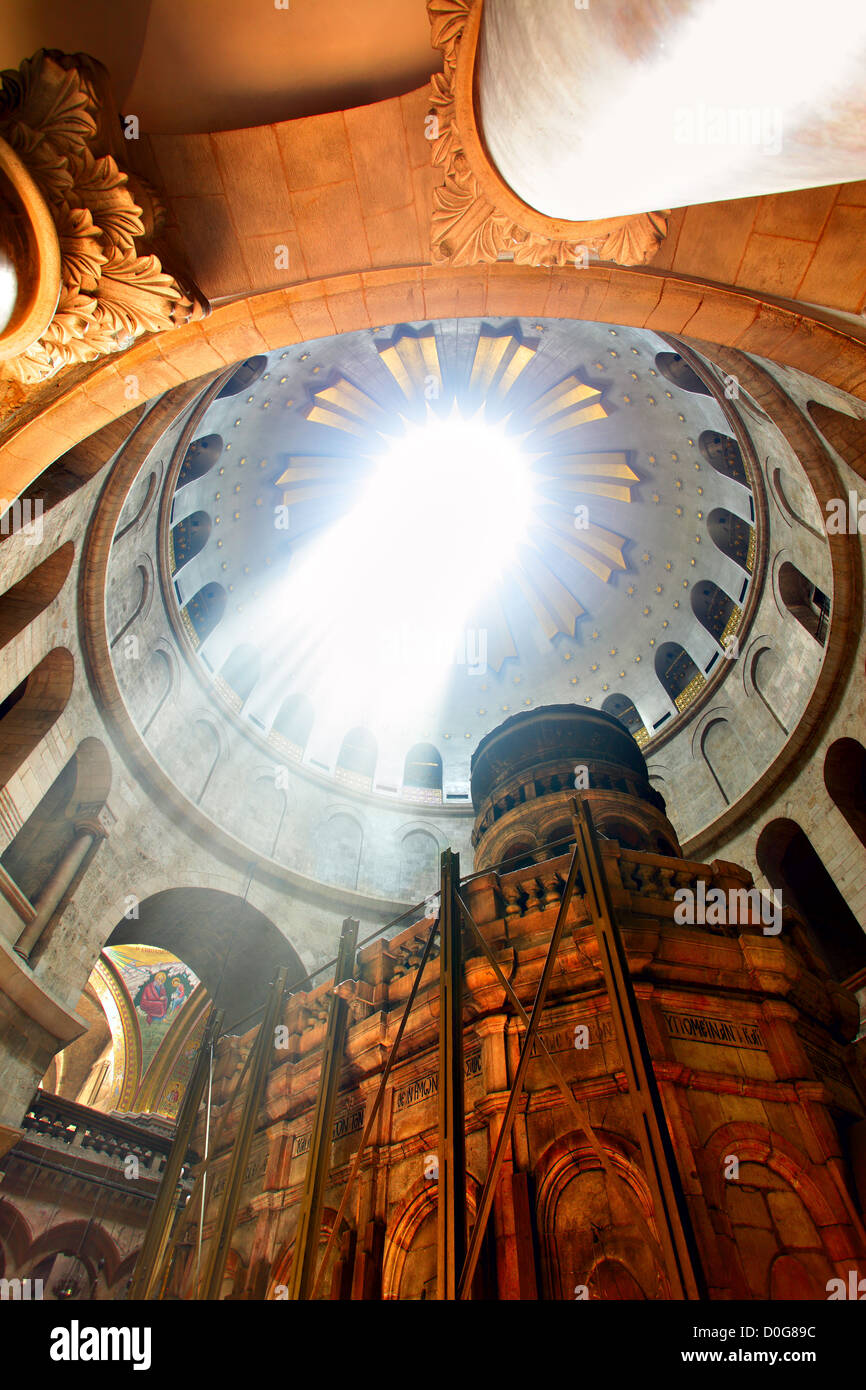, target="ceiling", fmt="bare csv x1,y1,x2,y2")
1,0,436,135
153,316,757,797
